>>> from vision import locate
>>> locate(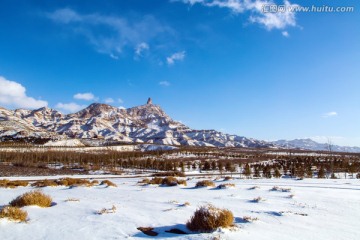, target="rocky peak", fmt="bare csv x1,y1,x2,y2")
71,103,119,119
147,97,152,105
